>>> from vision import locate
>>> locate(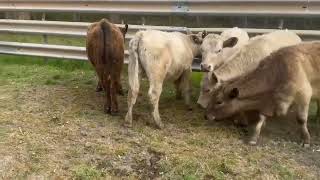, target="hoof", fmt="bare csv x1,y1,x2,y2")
118,89,125,96
96,84,103,92
187,106,193,111
104,108,111,114
96,87,103,92
303,143,310,148
110,110,119,116
154,122,164,129
248,140,257,146
123,121,132,128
